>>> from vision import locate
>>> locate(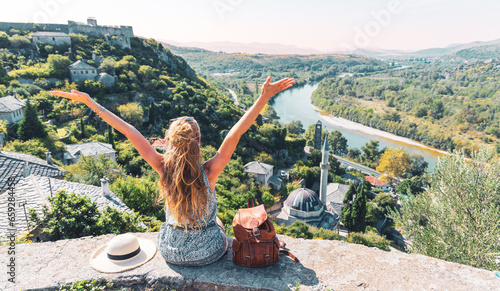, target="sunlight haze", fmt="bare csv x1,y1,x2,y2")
1,0,499,51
